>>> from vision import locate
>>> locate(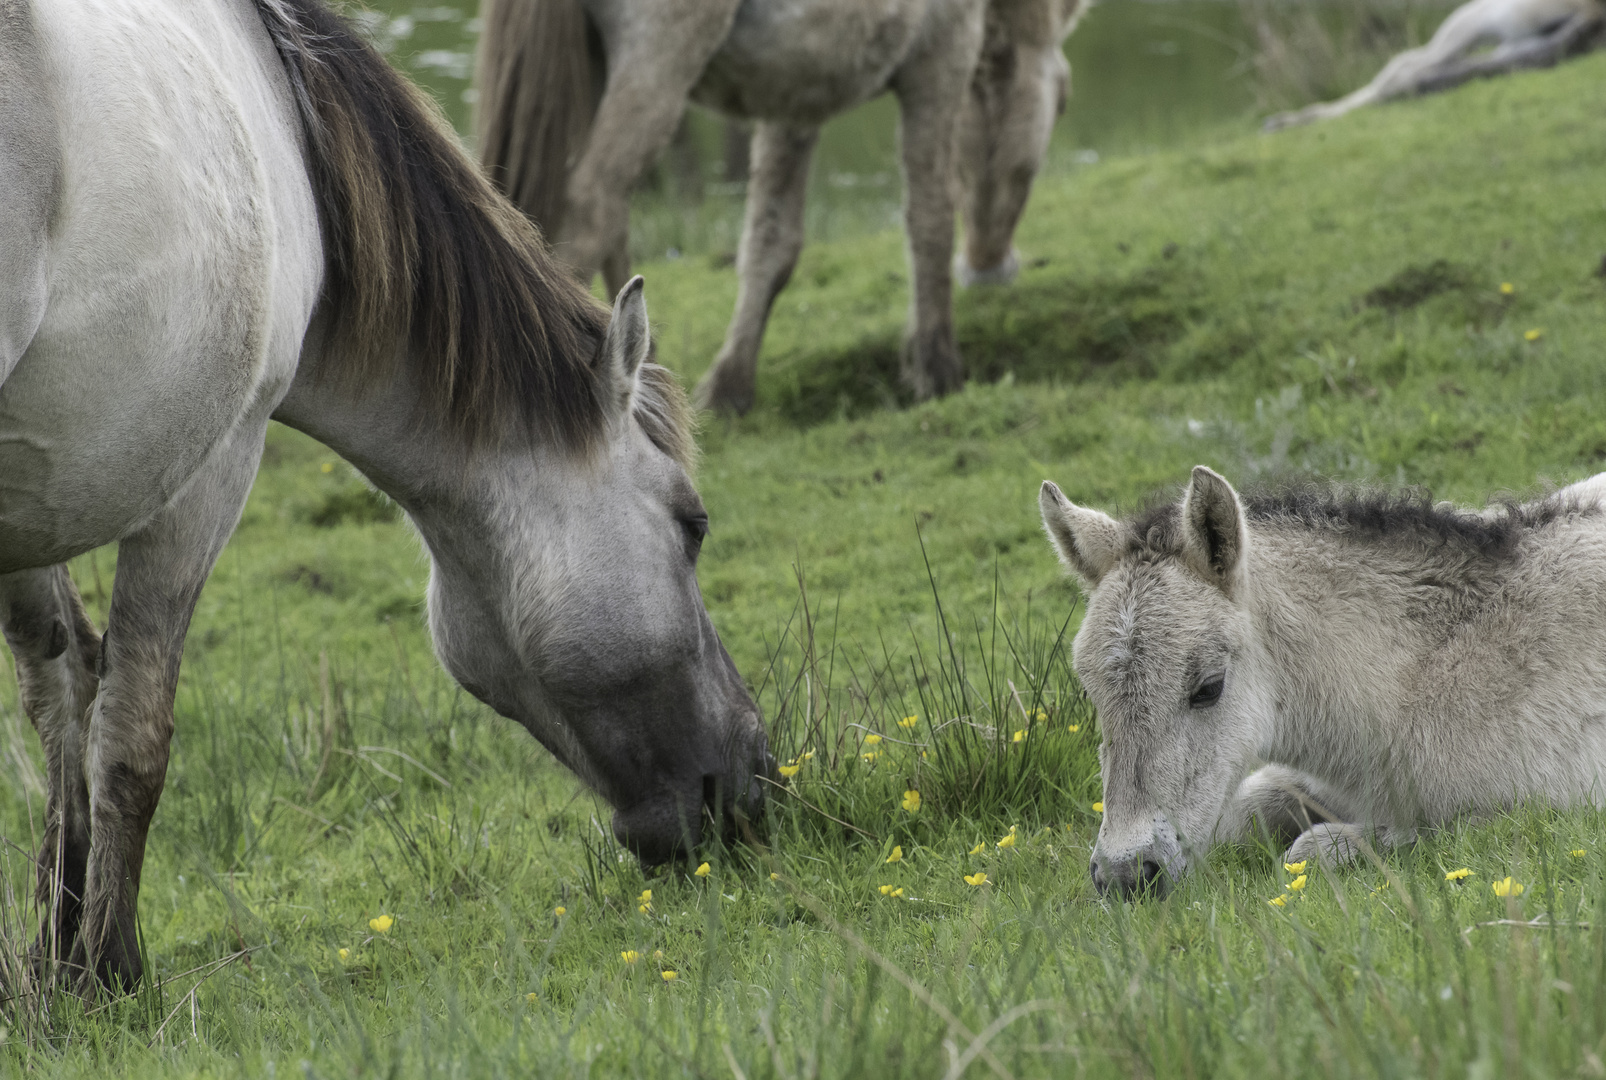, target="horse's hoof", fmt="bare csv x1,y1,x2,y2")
692,368,754,416
955,248,1020,288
